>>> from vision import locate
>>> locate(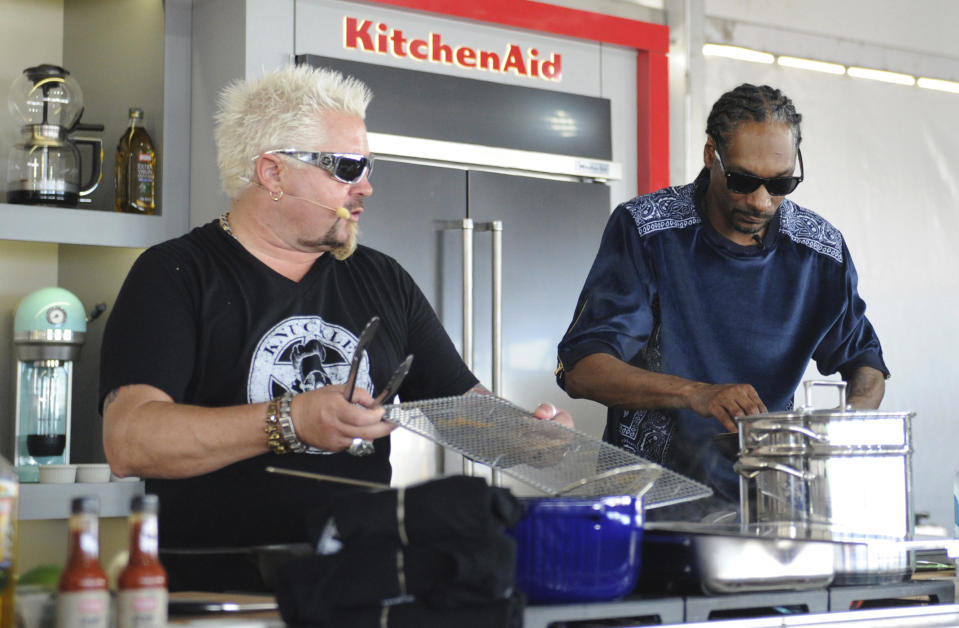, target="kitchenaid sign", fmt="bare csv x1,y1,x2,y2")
344,16,563,82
